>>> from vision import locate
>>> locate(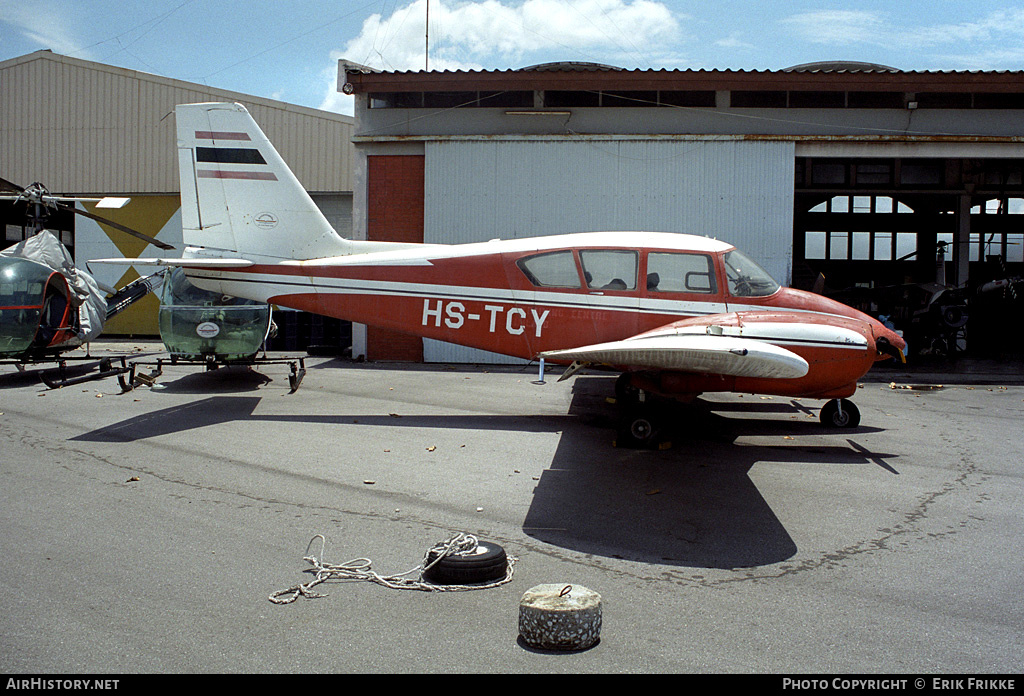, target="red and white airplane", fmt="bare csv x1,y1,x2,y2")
98,102,906,446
